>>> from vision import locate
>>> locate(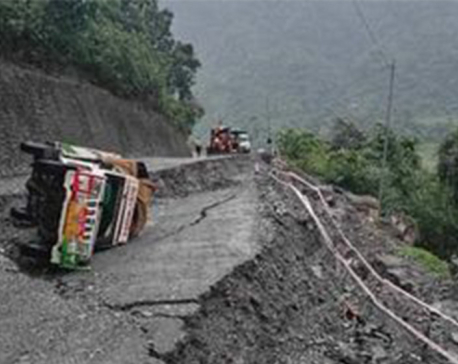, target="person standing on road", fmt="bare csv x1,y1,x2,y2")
195,143,202,157
188,135,201,158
